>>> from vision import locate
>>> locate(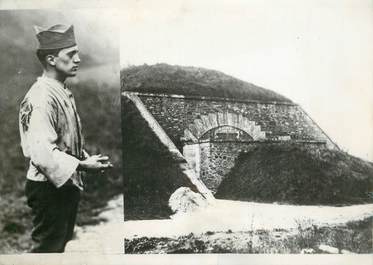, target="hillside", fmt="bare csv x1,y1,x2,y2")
121,64,292,102
216,143,373,205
